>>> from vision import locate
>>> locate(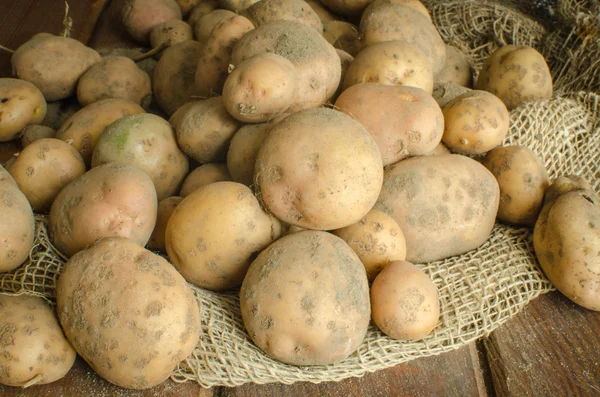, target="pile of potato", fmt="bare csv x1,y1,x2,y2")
0,0,598,390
